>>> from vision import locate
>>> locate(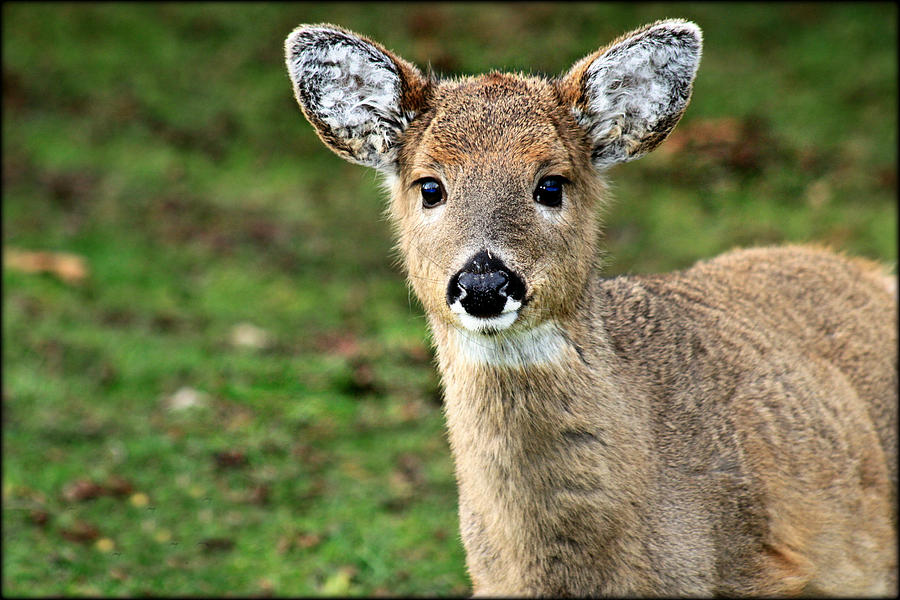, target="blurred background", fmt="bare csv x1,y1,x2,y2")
2,2,896,596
